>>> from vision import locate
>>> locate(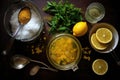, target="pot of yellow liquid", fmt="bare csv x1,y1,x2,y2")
46,33,82,71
